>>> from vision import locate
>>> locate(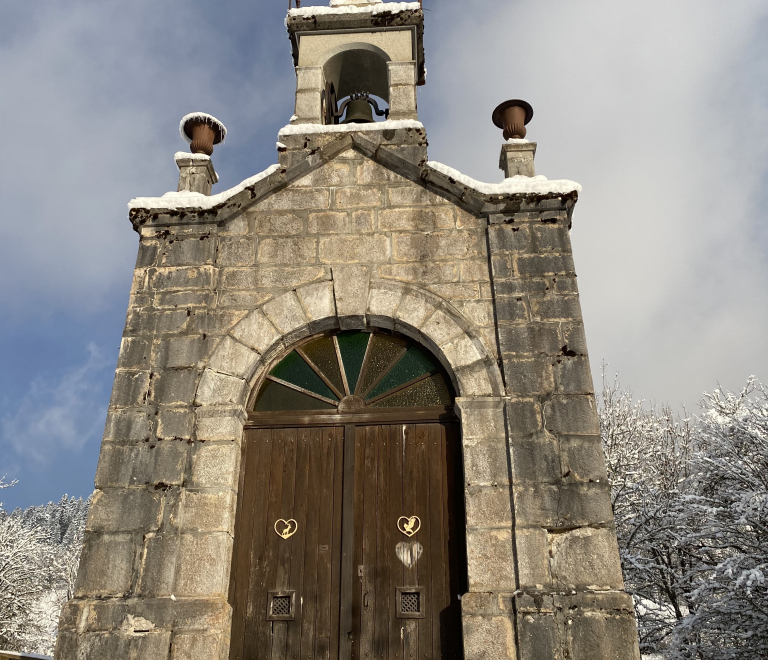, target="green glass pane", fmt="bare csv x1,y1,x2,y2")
357,334,407,397
270,351,338,401
301,337,344,395
255,381,336,411
366,346,437,400
337,332,370,395
371,374,452,408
